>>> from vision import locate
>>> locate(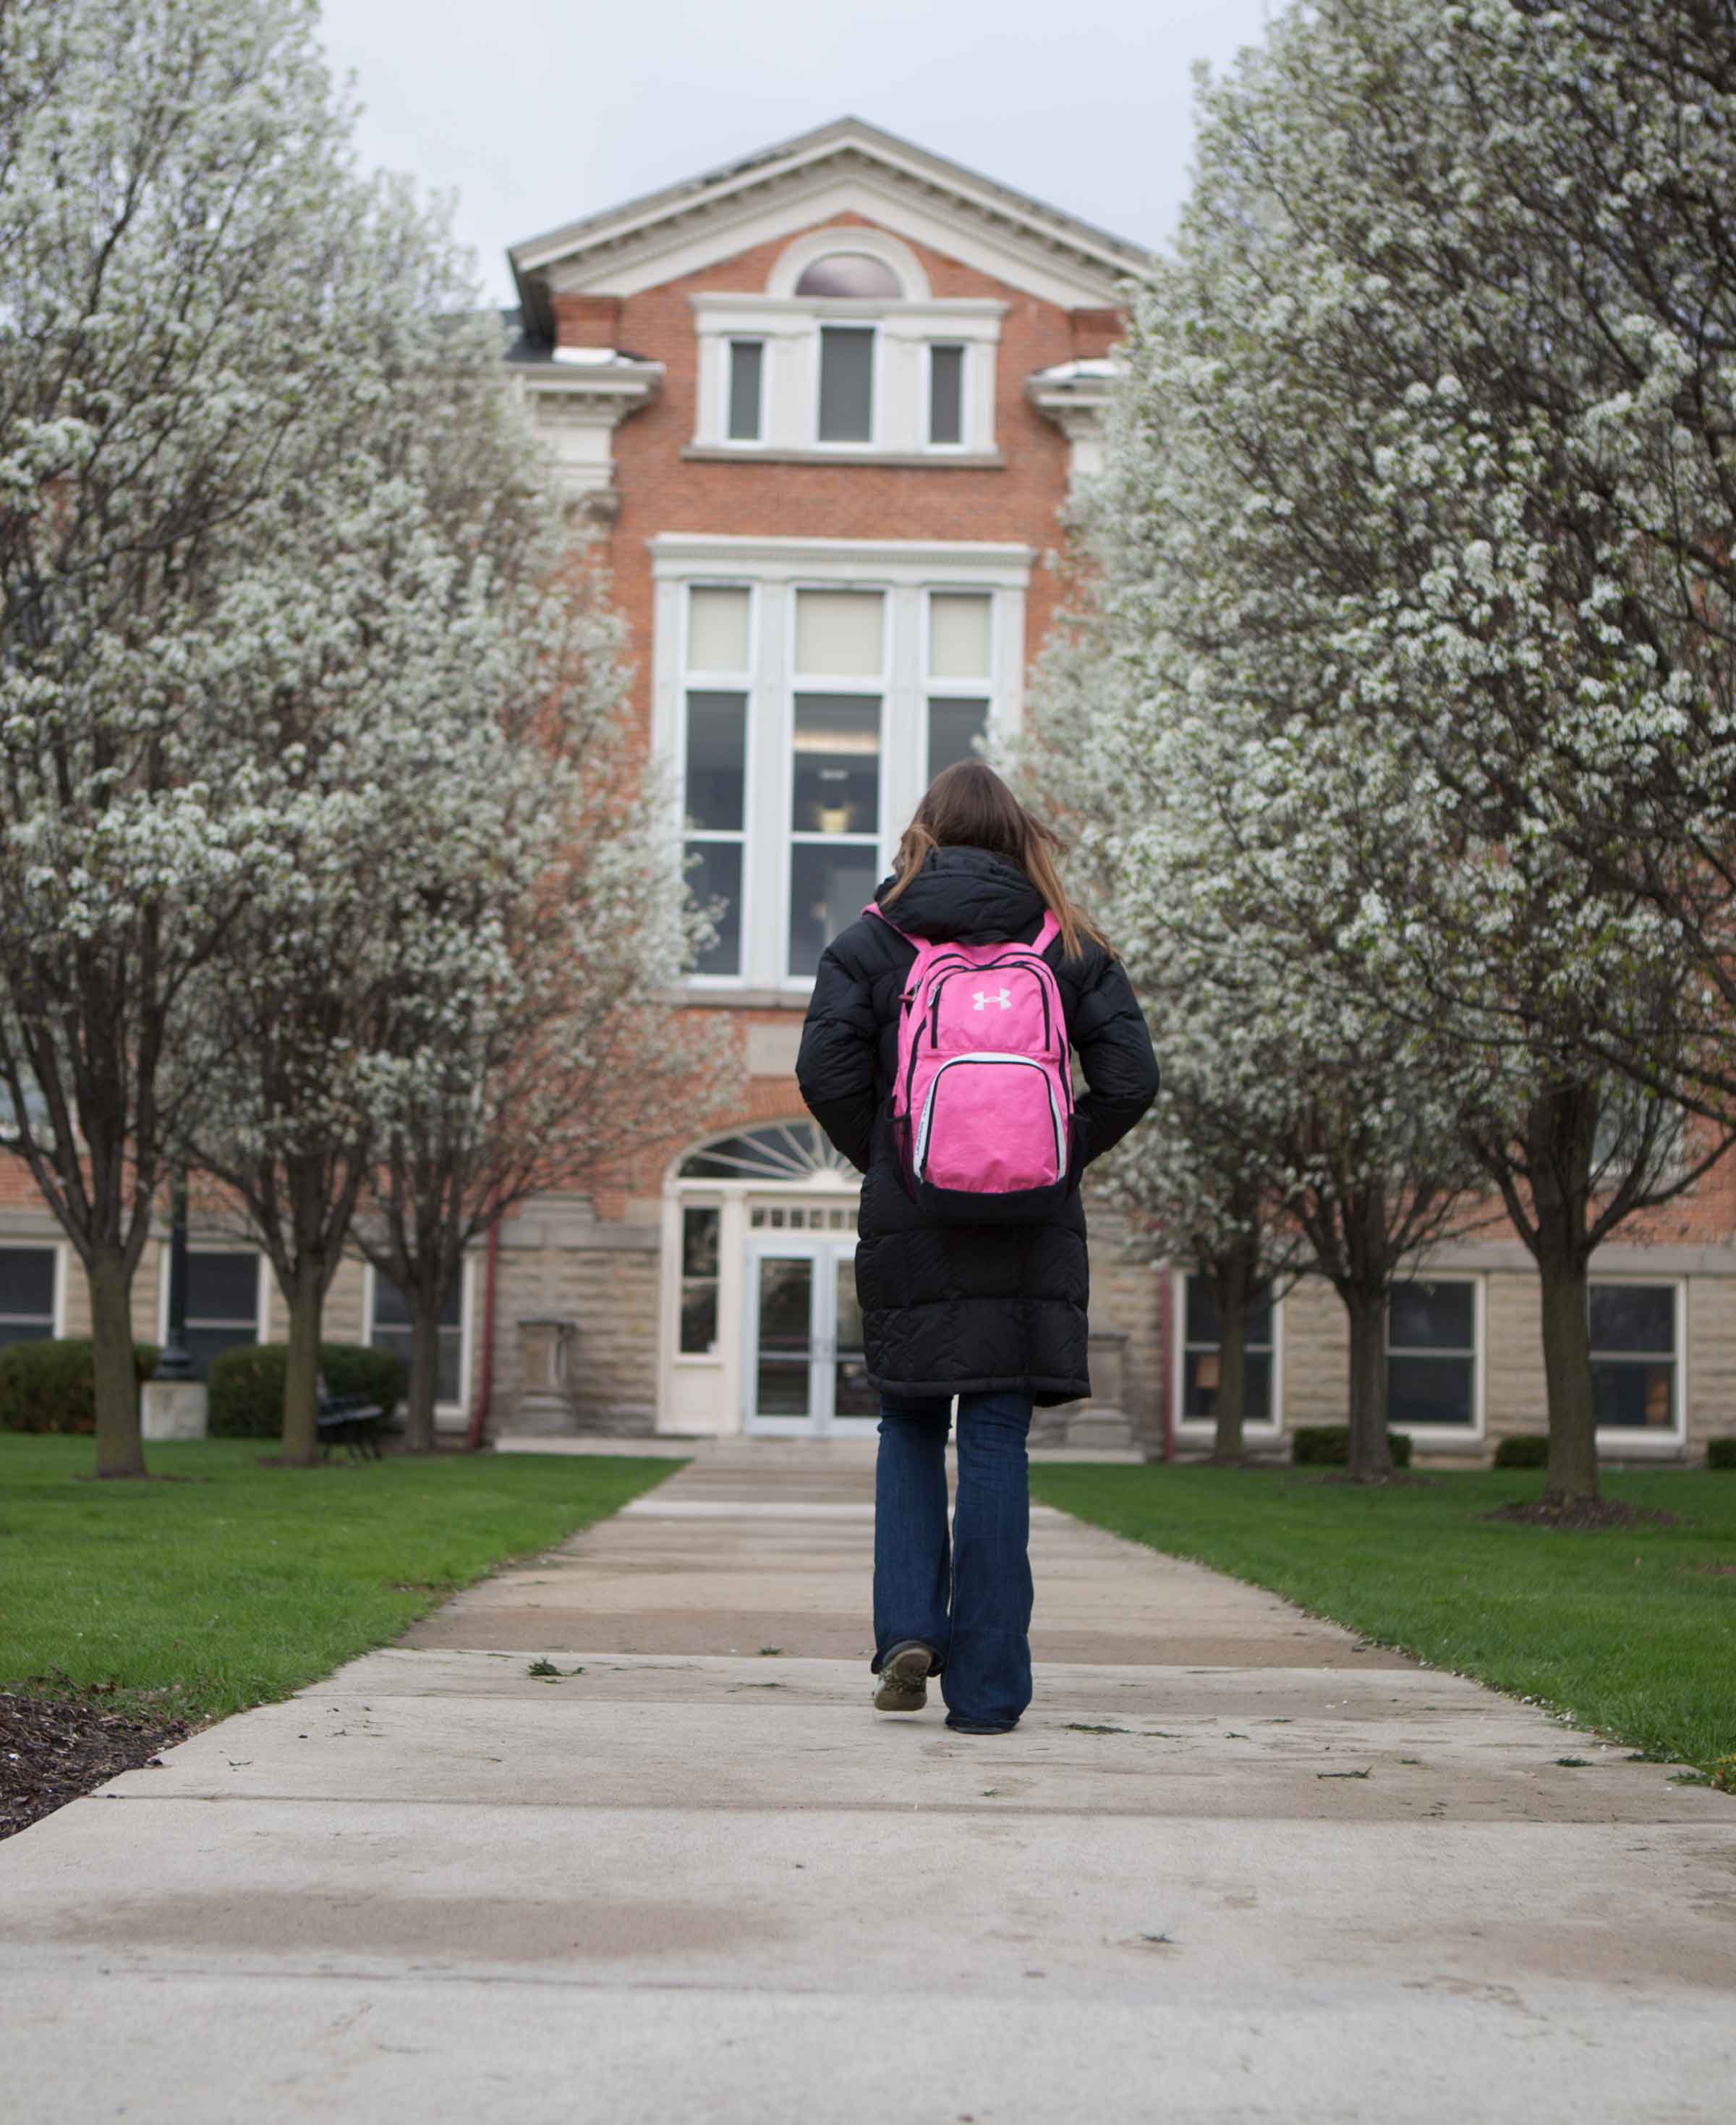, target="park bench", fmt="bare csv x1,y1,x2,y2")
315,1385,386,1462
